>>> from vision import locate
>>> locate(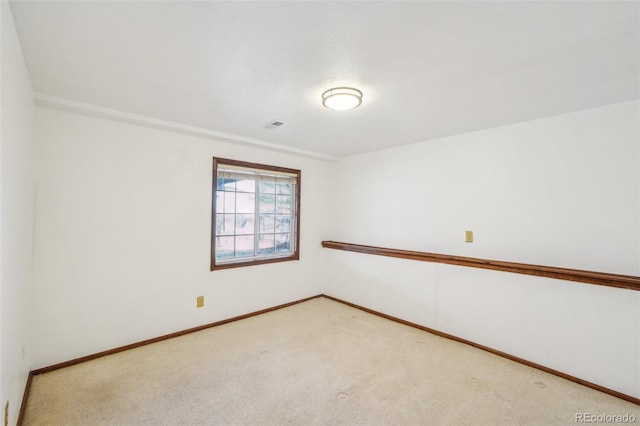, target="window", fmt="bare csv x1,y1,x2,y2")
211,158,301,270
